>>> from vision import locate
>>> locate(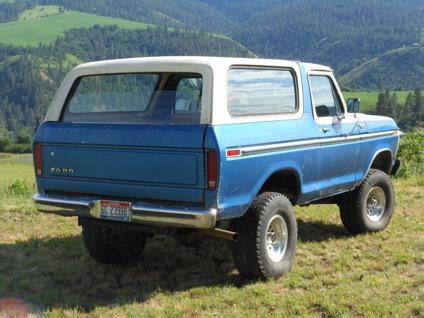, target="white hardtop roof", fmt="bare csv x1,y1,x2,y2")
73,56,332,73
45,56,332,124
